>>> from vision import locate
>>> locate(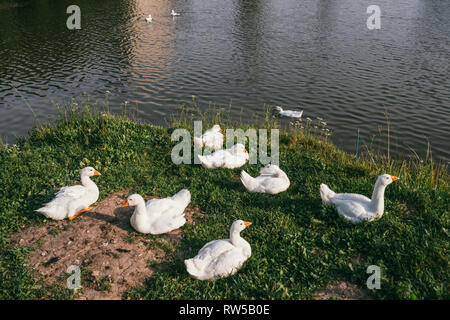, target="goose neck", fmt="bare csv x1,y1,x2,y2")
81,175,96,188
371,181,386,215
230,230,244,247
134,201,147,216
